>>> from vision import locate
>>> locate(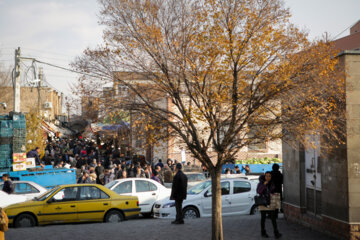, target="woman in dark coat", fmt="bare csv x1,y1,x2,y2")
257,171,282,239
